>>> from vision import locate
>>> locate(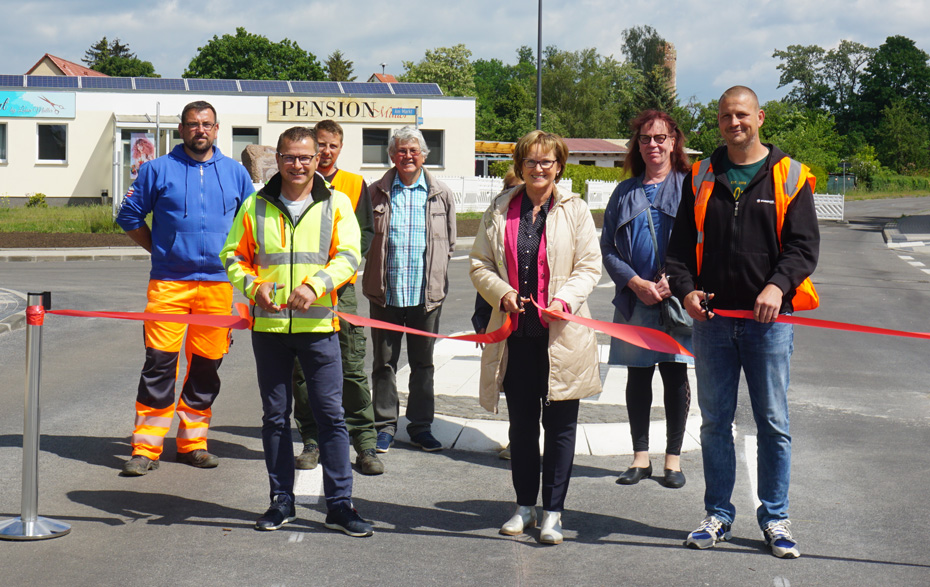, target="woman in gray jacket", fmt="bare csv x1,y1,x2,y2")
601,110,693,489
